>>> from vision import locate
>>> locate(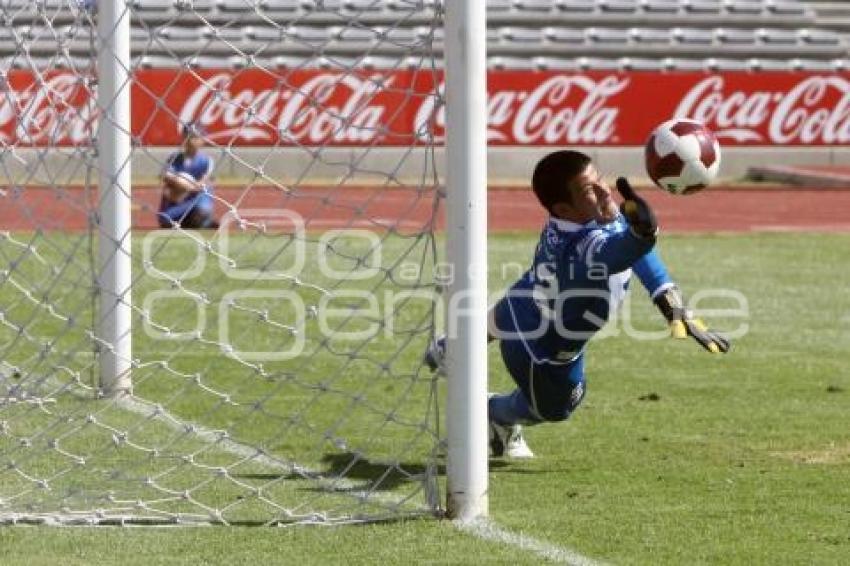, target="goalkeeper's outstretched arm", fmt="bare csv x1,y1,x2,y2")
579,177,658,275
632,237,730,353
